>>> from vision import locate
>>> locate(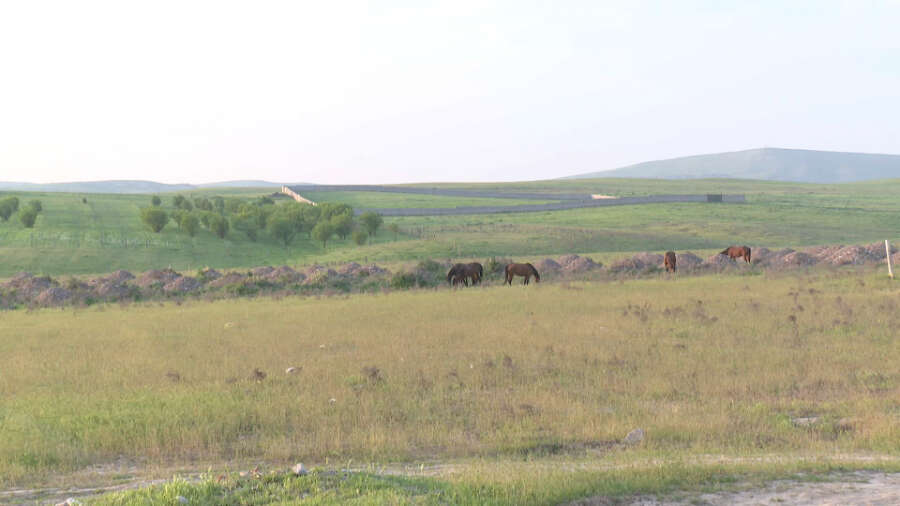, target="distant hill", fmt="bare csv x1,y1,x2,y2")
0,179,287,194
567,148,900,183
